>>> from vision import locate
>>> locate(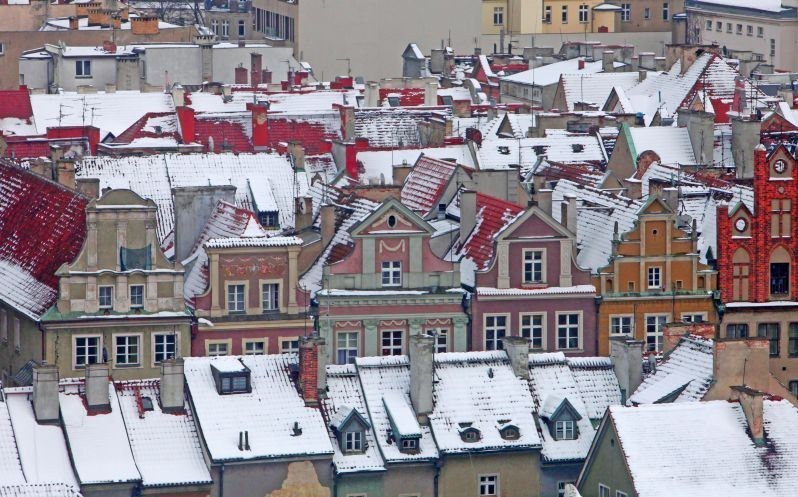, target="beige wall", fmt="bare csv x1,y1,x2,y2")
617,0,683,33
438,451,541,497
0,1,81,31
